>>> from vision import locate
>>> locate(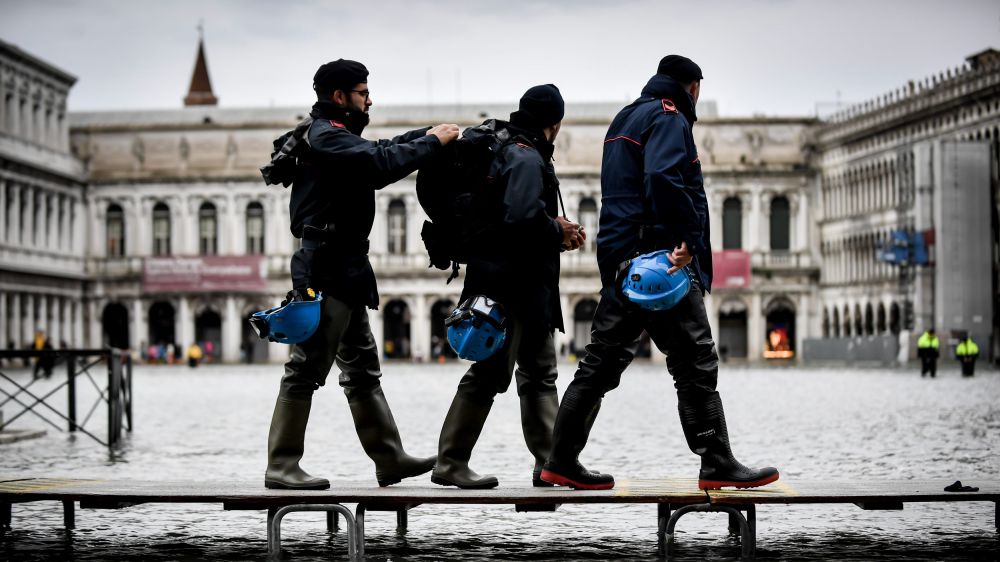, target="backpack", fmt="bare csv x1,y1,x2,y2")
260,117,314,187
416,119,520,283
